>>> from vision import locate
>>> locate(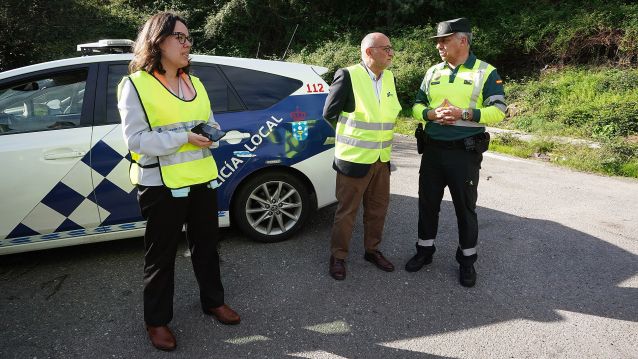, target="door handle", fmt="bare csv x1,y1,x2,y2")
44,150,86,160
221,130,250,145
